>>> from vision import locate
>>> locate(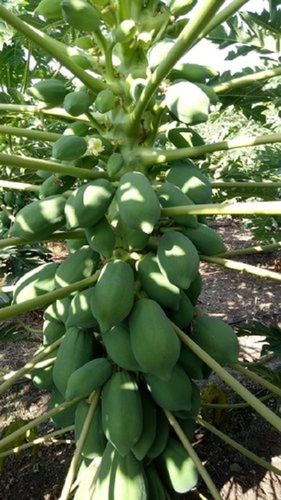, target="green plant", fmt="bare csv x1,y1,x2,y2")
0,1,280,499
